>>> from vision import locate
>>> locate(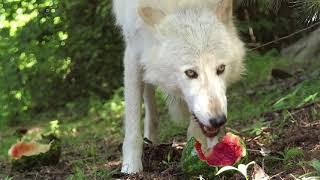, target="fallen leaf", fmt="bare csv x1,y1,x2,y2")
252,163,269,180
260,147,271,157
